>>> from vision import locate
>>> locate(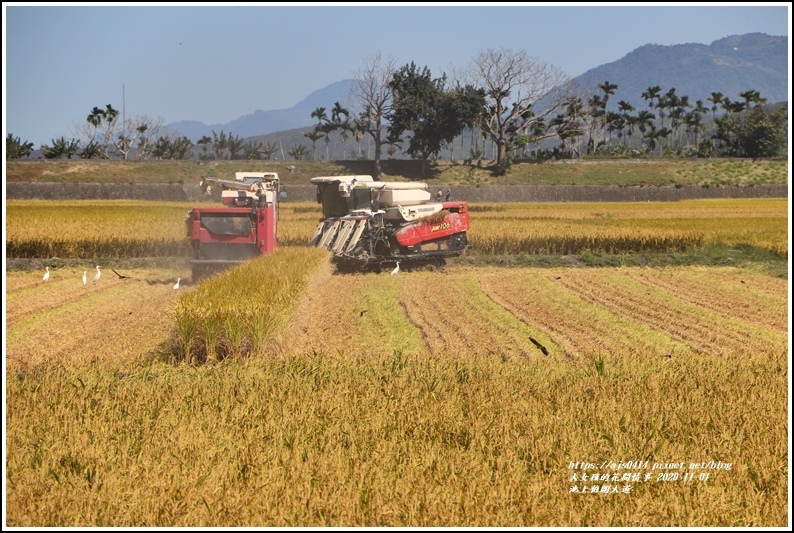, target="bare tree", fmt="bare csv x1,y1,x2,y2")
349,52,397,180
468,48,570,167
117,115,164,160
